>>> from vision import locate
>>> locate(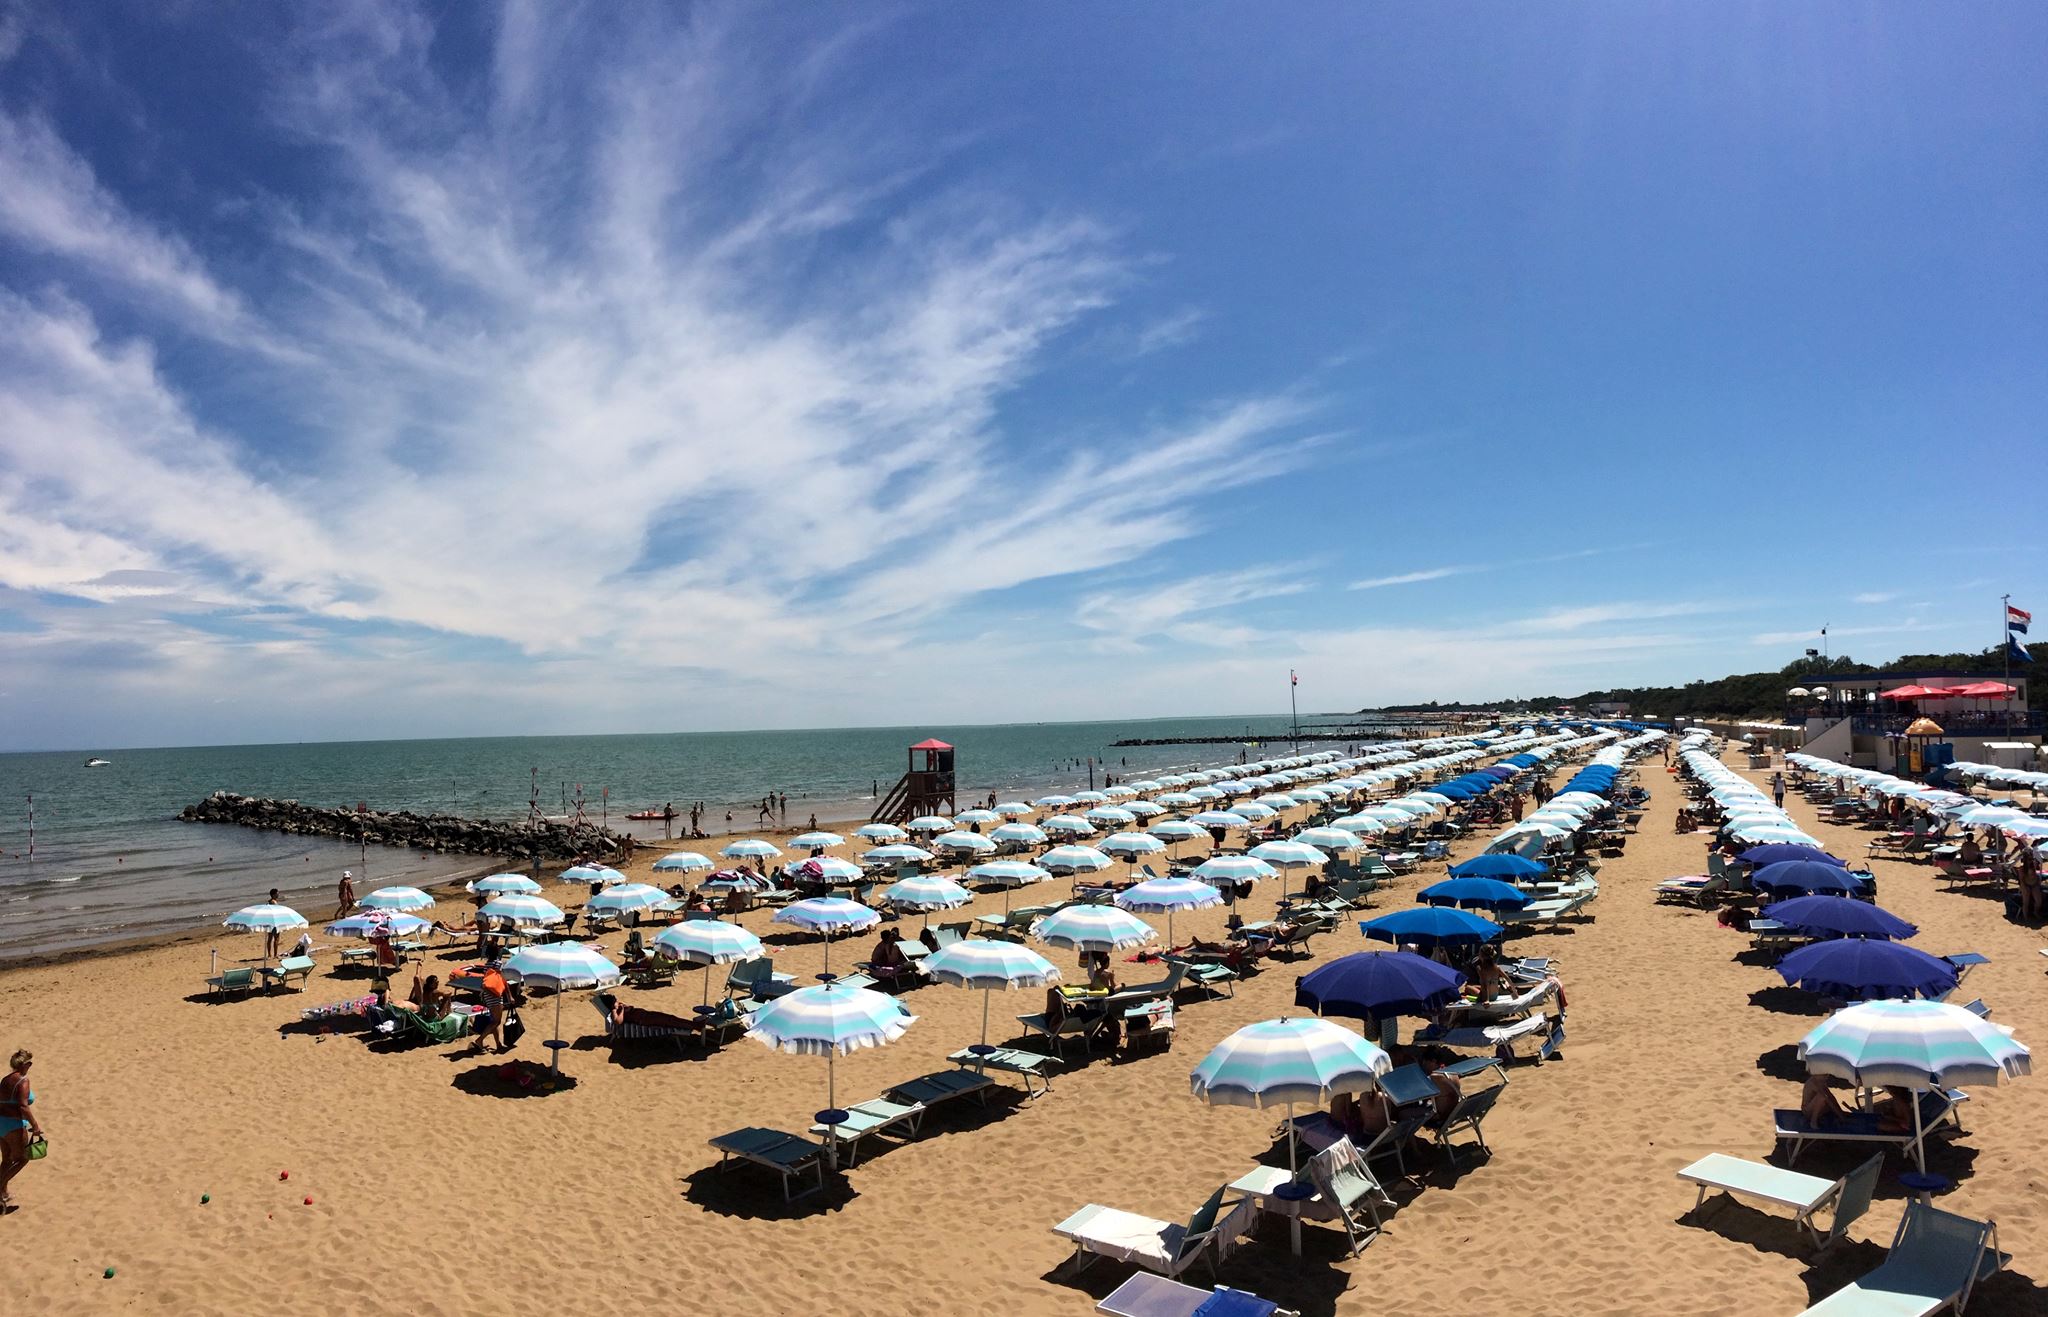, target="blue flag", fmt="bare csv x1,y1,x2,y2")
2010,633,2034,664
